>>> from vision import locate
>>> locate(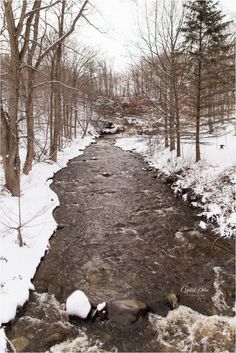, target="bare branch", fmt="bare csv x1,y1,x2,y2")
34,80,77,90
16,0,27,38
35,0,90,70
81,14,105,34
24,0,61,18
